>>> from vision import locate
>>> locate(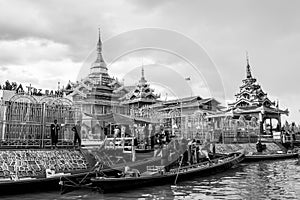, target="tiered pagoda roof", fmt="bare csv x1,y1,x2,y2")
227,56,288,116
120,67,160,105
66,29,125,104
229,57,274,108
88,28,113,86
